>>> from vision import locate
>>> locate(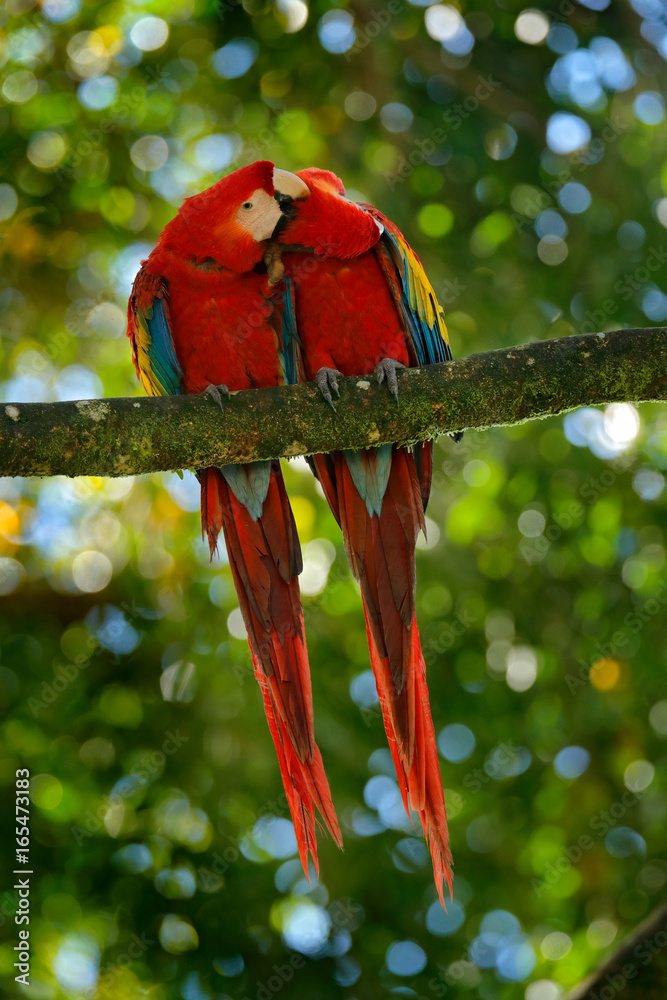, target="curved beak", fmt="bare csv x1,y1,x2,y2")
273,168,310,203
